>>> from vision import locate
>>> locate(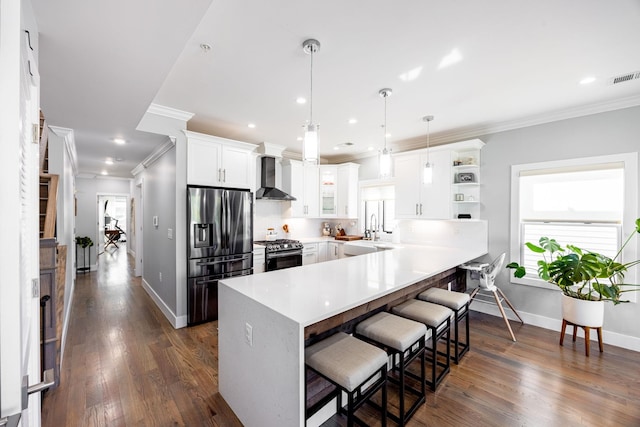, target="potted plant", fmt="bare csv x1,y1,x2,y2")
507,218,640,327
75,236,94,248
